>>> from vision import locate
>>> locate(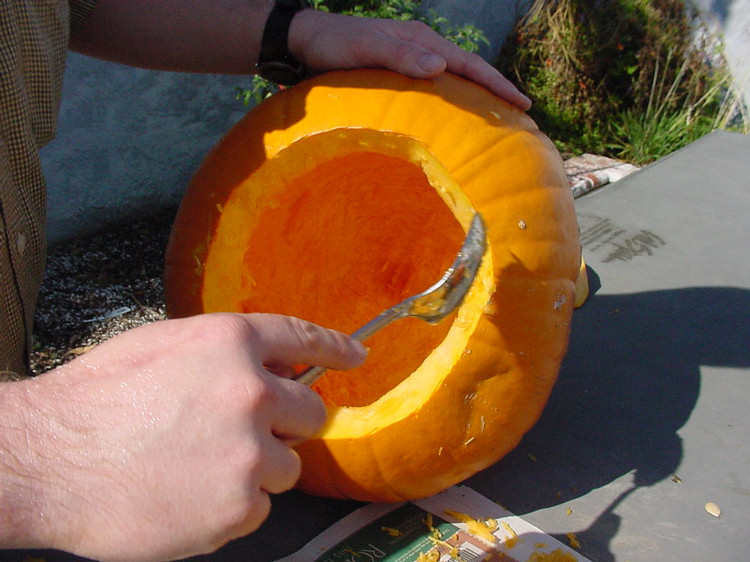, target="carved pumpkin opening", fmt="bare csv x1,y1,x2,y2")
200,128,492,407
165,70,580,501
